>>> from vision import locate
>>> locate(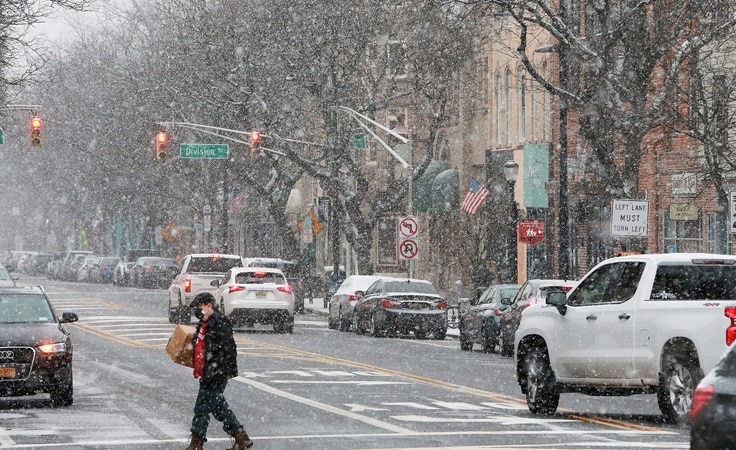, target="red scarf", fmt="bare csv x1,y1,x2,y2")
193,320,207,379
